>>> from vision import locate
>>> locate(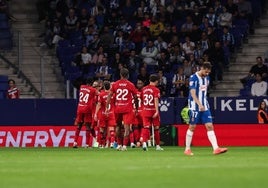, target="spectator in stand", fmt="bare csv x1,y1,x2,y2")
95,57,111,81
125,49,142,81
109,52,125,81
199,16,212,32
190,23,202,43
84,25,97,47
221,26,234,67
64,8,79,34
241,56,268,86
92,46,107,65
206,26,218,49
41,18,63,48
88,16,99,32
154,35,168,53
257,101,268,124
157,69,167,97
149,16,164,39
88,33,102,54
199,32,211,54
205,7,217,27
106,10,120,31
182,36,195,58
225,0,239,19
141,39,158,66
137,66,150,85
120,36,136,57
90,0,105,17
169,44,185,67
171,66,187,97
157,50,171,73
129,22,149,52
7,79,20,99
218,6,233,28
142,12,152,29
95,6,106,30
181,15,194,37
161,24,173,44
121,0,136,22
182,59,193,78
237,0,254,34
115,17,132,35
100,25,114,52
78,8,90,33
191,5,204,26
251,73,267,97
78,46,92,76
